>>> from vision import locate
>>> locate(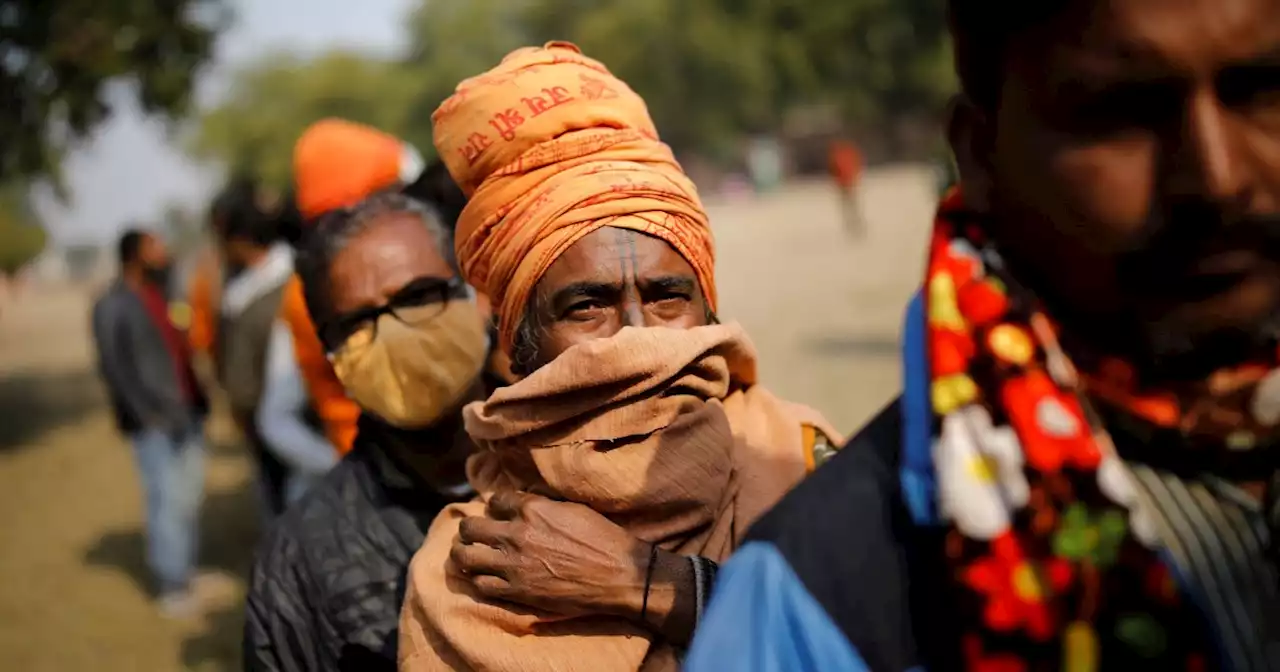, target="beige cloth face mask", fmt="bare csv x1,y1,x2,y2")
331,300,489,429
